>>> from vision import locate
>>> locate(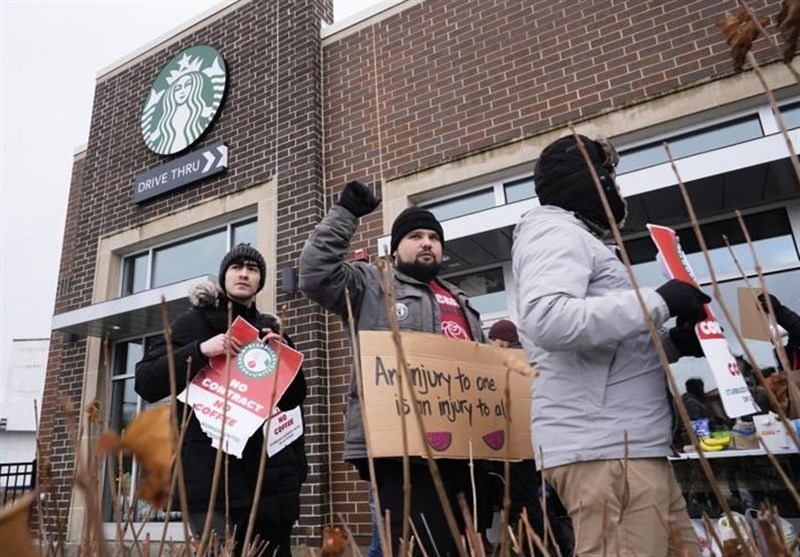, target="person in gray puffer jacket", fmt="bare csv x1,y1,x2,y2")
299,181,488,557
512,135,708,557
